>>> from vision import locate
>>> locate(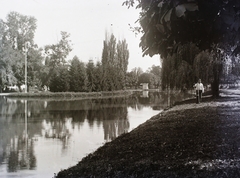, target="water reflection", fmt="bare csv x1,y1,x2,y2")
0,91,193,177
0,99,36,173
42,98,130,142
130,90,192,110
7,137,36,172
